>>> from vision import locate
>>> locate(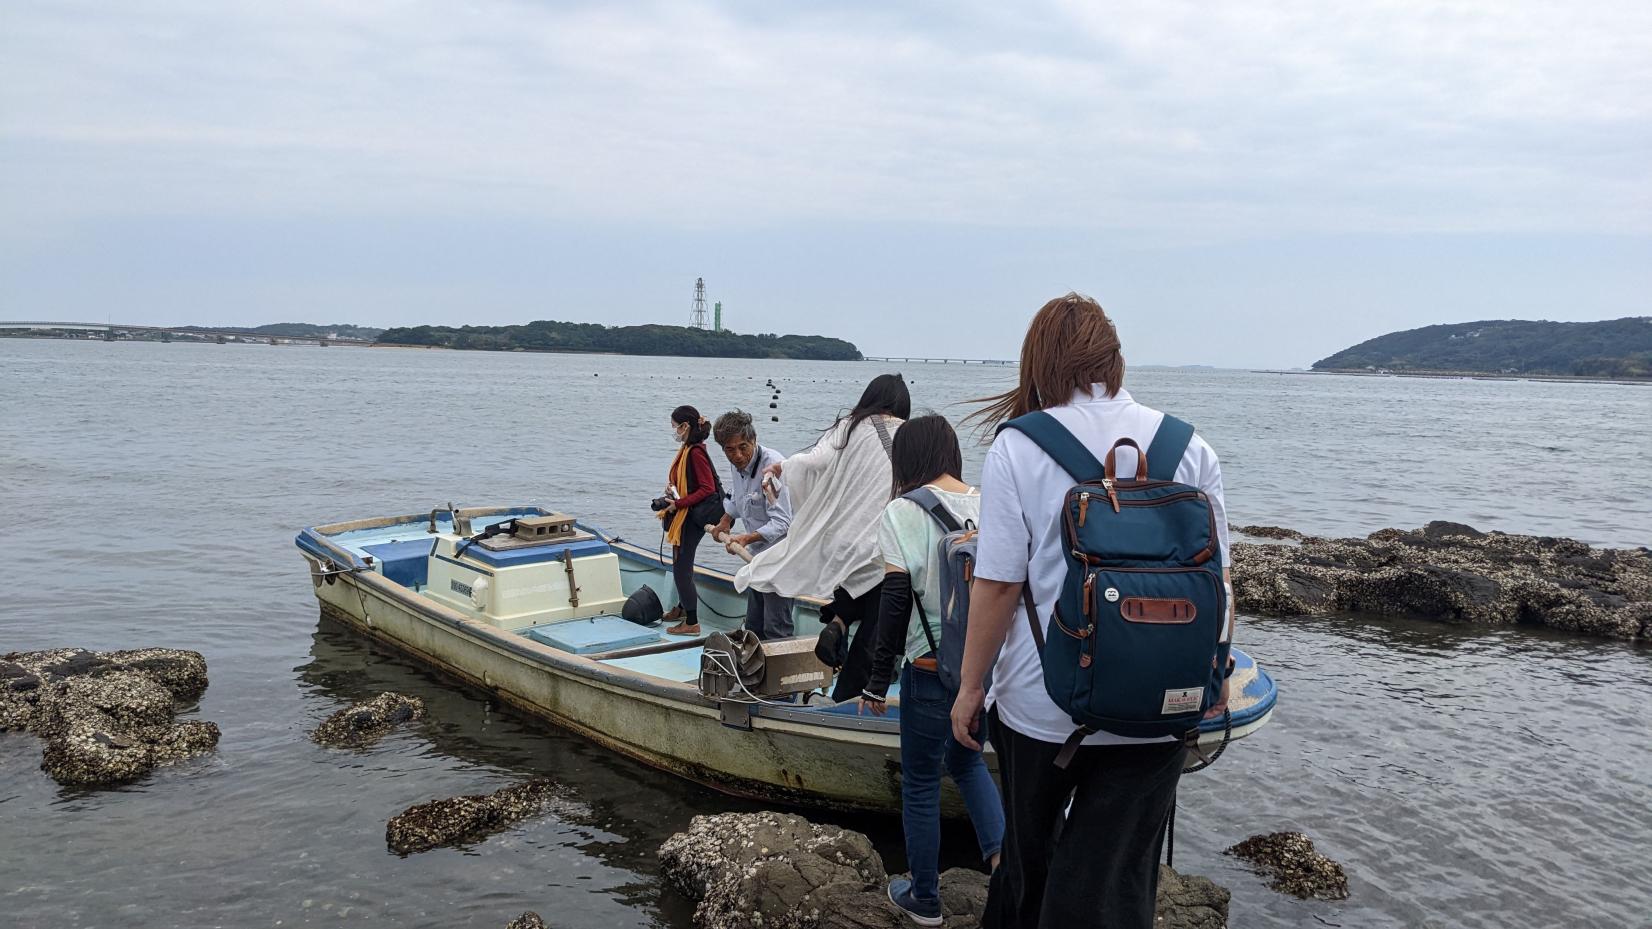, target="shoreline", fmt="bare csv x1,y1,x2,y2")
1257,367,1652,387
